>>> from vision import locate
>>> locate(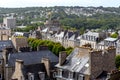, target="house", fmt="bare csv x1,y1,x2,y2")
80,31,107,49
0,46,58,80
98,37,118,50
0,26,11,40
29,30,42,39
3,17,16,29
40,18,61,40
55,46,116,80
63,31,75,48
67,32,80,48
